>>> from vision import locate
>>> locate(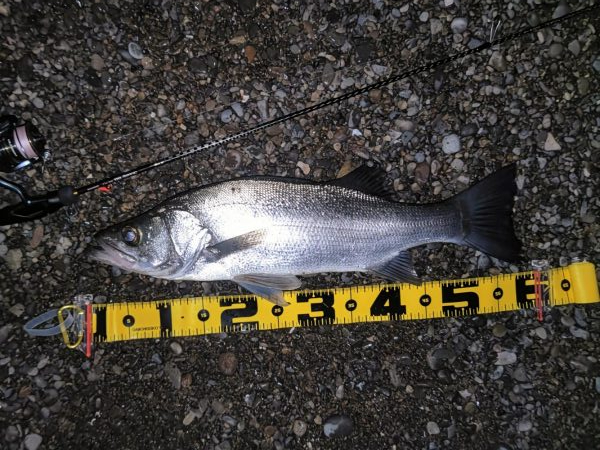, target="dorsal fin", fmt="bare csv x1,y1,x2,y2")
326,165,392,198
